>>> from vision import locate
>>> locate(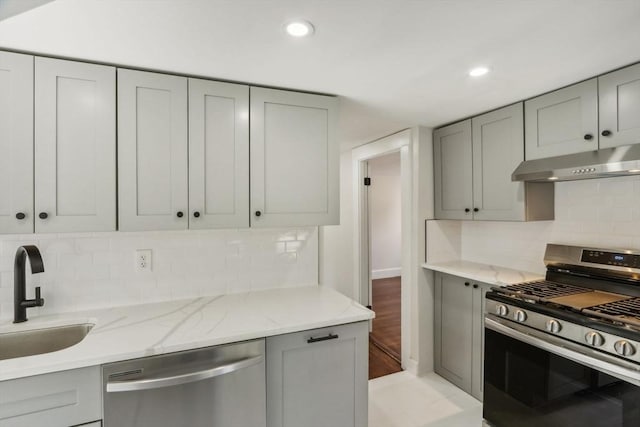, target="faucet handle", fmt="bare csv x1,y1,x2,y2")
35,286,45,307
